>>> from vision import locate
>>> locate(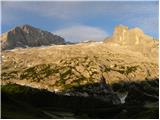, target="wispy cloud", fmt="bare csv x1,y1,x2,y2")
2,1,158,22
54,25,108,42
1,2,88,23
1,1,159,39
